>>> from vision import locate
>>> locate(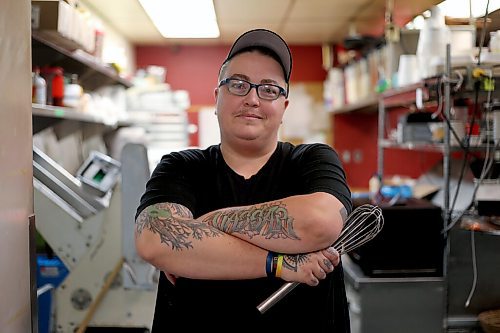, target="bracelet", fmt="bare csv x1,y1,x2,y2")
275,254,284,278
272,254,279,274
266,252,275,277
